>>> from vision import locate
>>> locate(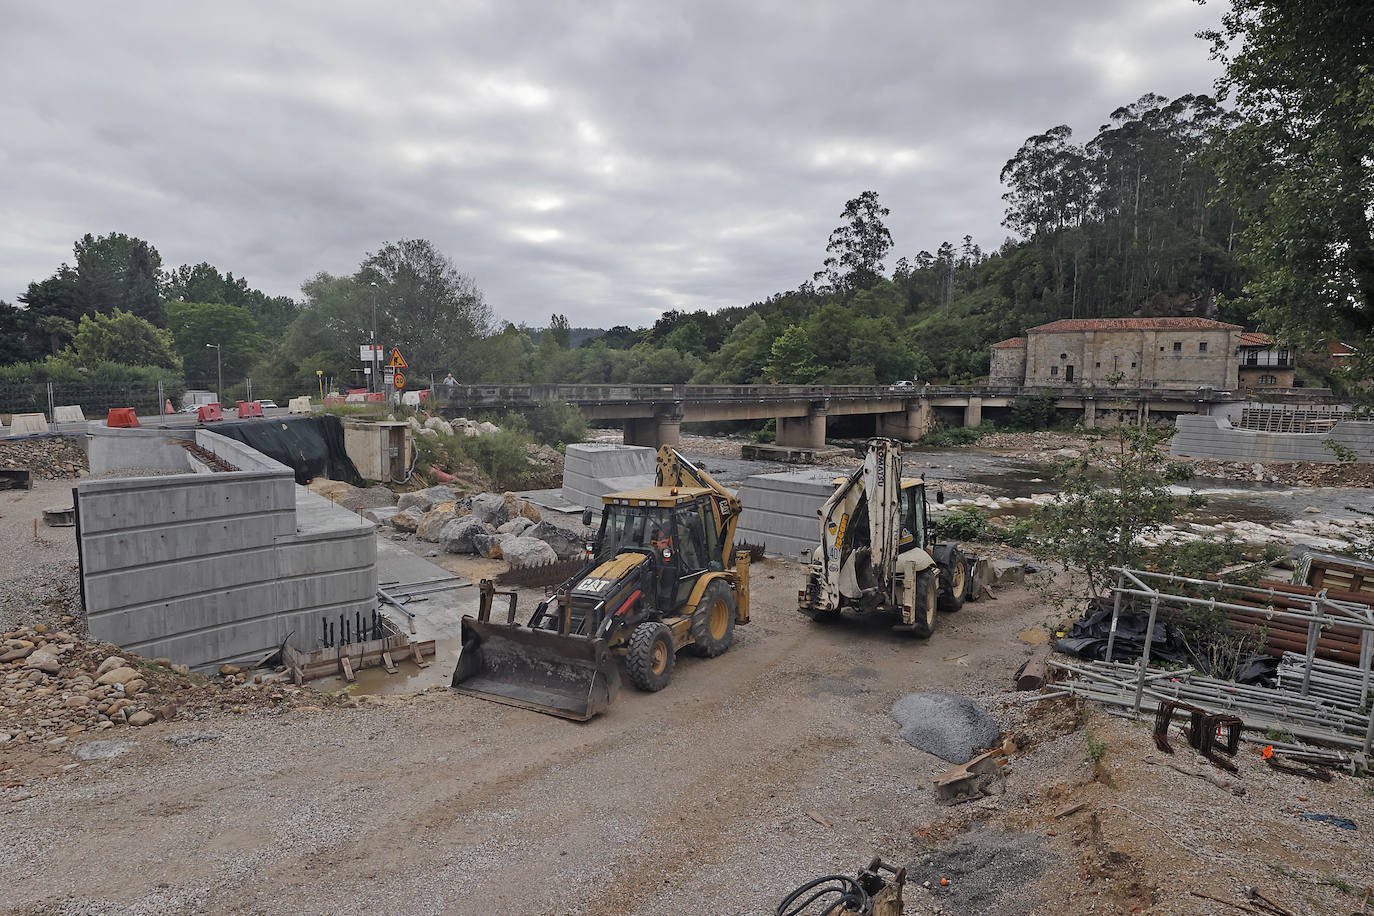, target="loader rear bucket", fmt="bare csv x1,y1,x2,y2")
450,617,620,721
